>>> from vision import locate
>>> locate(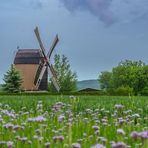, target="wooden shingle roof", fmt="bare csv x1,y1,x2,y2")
14,49,42,64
